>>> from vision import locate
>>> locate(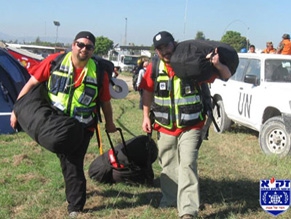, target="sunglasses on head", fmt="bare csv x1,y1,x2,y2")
75,41,94,51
